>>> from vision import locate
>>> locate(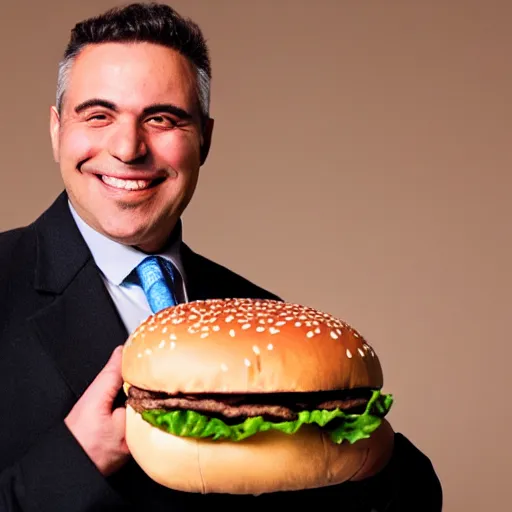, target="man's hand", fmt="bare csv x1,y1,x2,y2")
64,346,131,476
